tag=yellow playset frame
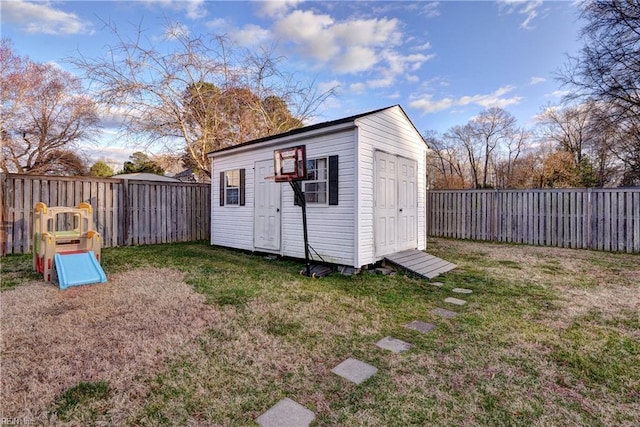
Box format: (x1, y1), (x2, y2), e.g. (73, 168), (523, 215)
(32, 202), (102, 283)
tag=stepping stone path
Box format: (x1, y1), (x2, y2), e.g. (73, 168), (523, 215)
(404, 320), (436, 334)
(256, 398), (315, 427)
(258, 276), (480, 425)
(375, 336), (413, 353)
(430, 307), (458, 319)
(331, 358), (378, 385)
(444, 296), (467, 306)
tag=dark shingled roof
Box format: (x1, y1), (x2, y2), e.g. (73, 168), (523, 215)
(208, 104), (424, 155)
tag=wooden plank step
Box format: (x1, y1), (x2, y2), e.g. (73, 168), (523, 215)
(384, 249), (457, 280)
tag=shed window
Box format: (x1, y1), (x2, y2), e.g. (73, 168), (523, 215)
(304, 158), (327, 204)
(219, 169), (245, 206)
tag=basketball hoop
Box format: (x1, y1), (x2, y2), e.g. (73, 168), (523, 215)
(266, 145), (317, 277)
(273, 145), (307, 181)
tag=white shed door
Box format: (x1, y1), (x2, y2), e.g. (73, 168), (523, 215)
(398, 156), (417, 249)
(254, 159), (281, 252)
(375, 151), (417, 257)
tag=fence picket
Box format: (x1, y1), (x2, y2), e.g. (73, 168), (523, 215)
(1, 174), (210, 255)
(428, 188), (640, 253)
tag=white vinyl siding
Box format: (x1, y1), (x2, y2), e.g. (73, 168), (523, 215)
(355, 106), (427, 266)
(211, 159), (253, 250)
(211, 127), (356, 266)
(210, 105), (427, 269)
(280, 131), (356, 266)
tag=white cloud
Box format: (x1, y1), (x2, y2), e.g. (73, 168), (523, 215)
(1, 0), (93, 35)
(410, 85), (523, 114)
(318, 79), (341, 94)
(419, 2), (441, 18)
(412, 42), (432, 51)
(165, 22), (190, 40)
(205, 18), (228, 31)
(273, 9), (409, 77)
(229, 24), (271, 46)
(349, 82), (366, 94)
(499, 0), (544, 30)
(545, 89), (571, 98)
(333, 46), (378, 73)
(259, 0), (303, 18)
(143, 0), (207, 20)
(530, 76), (546, 85)
(274, 10), (338, 62)
(367, 76), (395, 89)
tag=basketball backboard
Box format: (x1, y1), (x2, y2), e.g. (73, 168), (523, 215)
(273, 145), (307, 182)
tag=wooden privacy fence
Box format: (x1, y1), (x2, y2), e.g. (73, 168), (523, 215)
(1, 174), (211, 255)
(427, 188), (640, 253)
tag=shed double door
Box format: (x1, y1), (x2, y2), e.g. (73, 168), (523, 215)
(254, 159), (281, 252)
(375, 151), (417, 256)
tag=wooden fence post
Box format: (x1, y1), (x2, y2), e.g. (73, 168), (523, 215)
(0, 173), (6, 256)
(122, 179), (129, 246)
(586, 188), (592, 250)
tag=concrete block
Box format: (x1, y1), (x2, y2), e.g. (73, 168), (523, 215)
(430, 307), (457, 318)
(256, 398), (315, 427)
(444, 297), (466, 306)
(375, 336), (413, 353)
(331, 358), (378, 385)
(404, 320), (436, 334)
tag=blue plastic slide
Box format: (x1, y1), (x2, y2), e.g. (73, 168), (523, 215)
(54, 251), (107, 289)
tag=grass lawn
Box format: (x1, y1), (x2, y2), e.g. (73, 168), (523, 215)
(1, 238), (638, 426)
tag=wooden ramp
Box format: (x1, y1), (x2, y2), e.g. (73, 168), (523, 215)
(384, 249), (457, 280)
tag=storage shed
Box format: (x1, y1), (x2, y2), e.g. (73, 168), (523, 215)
(209, 105), (428, 269)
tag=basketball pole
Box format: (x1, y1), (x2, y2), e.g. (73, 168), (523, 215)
(289, 180), (311, 277)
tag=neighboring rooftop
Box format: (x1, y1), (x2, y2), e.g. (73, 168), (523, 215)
(111, 173), (181, 182)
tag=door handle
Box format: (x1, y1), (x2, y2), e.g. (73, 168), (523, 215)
(399, 208), (403, 212)
(276, 208), (280, 212)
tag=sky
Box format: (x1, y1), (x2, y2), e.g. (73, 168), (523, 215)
(1, 0), (585, 170)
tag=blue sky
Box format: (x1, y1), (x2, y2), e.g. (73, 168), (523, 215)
(1, 0), (584, 168)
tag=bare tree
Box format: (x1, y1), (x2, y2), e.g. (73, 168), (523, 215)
(425, 131), (469, 189)
(474, 108), (518, 188)
(444, 124), (482, 188)
(1, 39), (98, 175)
(441, 108), (520, 189)
(560, 1), (640, 184)
(493, 127), (530, 188)
(537, 101), (619, 187)
(70, 22), (334, 177)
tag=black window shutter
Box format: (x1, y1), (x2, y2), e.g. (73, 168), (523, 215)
(329, 155), (339, 205)
(239, 168), (245, 206)
(219, 171), (225, 206)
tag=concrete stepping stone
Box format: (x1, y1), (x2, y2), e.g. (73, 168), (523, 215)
(430, 281), (444, 287)
(430, 307), (457, 319)
(375, 336), (413, 353)
(452, 288), (473, 294)
(404, 320), (436, 334)
(256, 398), (315, 427)
(444, 297), (466, 306)
(331, 358), (378, 385)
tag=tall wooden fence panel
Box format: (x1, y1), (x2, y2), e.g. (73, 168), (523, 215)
(1, 174), (210, 255)
(427, 188), (640, 253)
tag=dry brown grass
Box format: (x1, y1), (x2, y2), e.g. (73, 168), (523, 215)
(1, 240), (637, 426)
(430, 239), (640, 332)
(1, 268), (218, 424)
